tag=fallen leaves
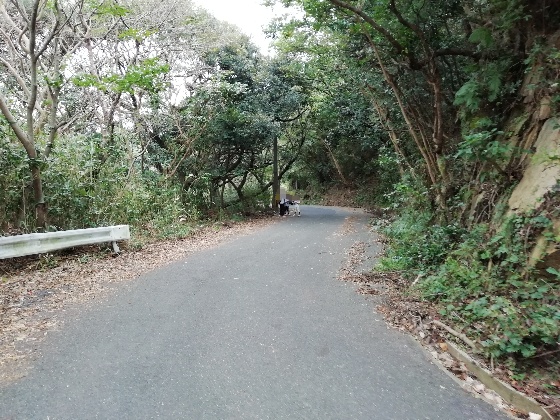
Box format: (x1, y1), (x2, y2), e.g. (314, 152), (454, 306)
(338, 241), (367, 282)
(357, 286), (380, 295)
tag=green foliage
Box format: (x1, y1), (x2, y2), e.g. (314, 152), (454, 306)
(454, 80), (481, 114)
(468, 27), (494, 48)
(37, 253), (59, 270)
(20, 133), (191, 237)
(118, 28), (157, 41)
(223, 183), (271, 216)
(382, 174), (430, 213)
(183, 172), (214, 216)
(72, 58), (170, 94)
(546, 267), (560, 279)
(454, 60), (513, 114)
(377, 208), (464, 273)
(455, 118), (510, 163)
(0, 132), (29, 230)
(354, 146), (400, 208)
(420, 215), (560, 359)
(92, 1), (131, 17)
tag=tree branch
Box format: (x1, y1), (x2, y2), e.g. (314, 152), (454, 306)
(0, 57), (31, 98)
(328, 0), (423, 69)
(274, 106), (308, 123)
(0, 92), (33, 154)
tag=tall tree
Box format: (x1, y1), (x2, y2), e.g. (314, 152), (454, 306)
(0, 0), (88, 229)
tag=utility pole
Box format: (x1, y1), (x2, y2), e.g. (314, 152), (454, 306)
(272, 135), (279, 214)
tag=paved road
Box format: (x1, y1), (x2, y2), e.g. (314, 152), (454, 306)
(0, 206), (507, 419)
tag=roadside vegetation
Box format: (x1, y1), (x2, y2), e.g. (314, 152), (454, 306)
(1, 0), (558, 415)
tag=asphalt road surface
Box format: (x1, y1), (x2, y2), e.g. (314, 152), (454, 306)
(0, 206), (508, 419)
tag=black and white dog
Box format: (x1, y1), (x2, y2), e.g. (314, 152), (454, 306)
(286, 200), (301, 217)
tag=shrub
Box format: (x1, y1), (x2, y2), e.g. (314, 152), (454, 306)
(0, 135), (29, 230)
(419, 216), (560, 359)
(377, 210), (464, 273)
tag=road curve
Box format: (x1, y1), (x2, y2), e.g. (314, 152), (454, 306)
(0, 206), (507, 419)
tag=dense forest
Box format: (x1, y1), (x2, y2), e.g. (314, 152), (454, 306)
(0, 0), (558, 412)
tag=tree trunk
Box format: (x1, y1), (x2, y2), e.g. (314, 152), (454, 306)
(322, 138), (348, 185)
(32, 166), (47, 229)
(367, 89), (415, 177)
(365, 34), (448, 218)
(272, 135), (280, 211)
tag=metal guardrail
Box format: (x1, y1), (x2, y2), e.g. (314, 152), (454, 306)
(0, 225), (130, 259)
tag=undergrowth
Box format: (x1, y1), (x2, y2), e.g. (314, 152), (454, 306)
(377, 208), (559, 361)
(375, 199), (560, 414)
(376, 210), (464, 273)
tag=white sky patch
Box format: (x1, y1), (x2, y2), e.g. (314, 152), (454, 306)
(191, 0), (294, 55)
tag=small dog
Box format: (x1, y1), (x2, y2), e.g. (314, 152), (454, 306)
(287, 200), (301, 217)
